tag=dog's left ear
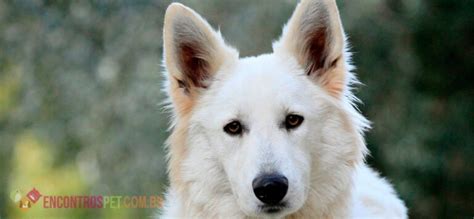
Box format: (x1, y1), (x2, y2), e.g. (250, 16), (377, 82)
(274, 0), (347, 97)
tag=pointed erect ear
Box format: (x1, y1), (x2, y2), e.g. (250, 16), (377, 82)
(163, 3), (237, 113)
(274, 0), (347, 97)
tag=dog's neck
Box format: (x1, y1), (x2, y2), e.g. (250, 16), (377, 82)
(287, 185), (353, 218)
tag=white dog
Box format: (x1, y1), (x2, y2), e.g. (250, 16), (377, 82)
(160, 0), (407, 218)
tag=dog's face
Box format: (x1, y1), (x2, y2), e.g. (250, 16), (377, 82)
(192, 55), (325, 216)
(163, 0), (366, 217)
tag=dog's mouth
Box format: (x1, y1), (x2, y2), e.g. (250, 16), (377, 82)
(259, 202), (287, 214)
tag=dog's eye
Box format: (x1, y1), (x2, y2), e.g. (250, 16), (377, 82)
(285, 114), (304, 130)
(224, 121), (243, 135)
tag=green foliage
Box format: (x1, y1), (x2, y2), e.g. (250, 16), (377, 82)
(0, 0), (472, 218)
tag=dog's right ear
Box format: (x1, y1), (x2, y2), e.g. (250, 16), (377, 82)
(163, 3), (238, 114)
(273, 0), (347, 97)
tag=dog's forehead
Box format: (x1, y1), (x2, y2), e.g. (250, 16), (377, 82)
(209, 54), (312, 114)
(228, 55), (297, 95)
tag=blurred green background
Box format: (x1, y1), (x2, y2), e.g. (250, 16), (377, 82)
(0, 0), (472, 218)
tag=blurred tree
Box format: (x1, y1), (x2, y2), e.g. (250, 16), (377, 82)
(339, 0), (474, 217)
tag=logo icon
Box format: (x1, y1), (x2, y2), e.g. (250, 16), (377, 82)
(11, 188), (42, 211)
(26, 188), (42, 203)
(10, 189), (22, 203)
(19, 197), (32, 210)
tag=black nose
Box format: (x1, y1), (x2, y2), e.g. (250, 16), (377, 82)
(252, 174), (288, 205)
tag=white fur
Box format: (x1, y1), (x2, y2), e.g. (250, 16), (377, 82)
(159, 1), (407, 218)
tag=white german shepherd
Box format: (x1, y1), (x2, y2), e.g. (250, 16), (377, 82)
(160, 0), (407, 218)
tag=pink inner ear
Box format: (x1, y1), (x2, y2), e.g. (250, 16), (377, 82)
(301, 27), (345, 98)
(305, 27), (328, 76)
(178, 42), (210, 89)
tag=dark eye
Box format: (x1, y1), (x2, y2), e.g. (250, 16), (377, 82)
(224, 121), (243, 135)
(285, 114), (304, 130)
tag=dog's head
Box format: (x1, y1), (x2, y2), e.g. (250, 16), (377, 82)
(163, 0), (368, 217)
